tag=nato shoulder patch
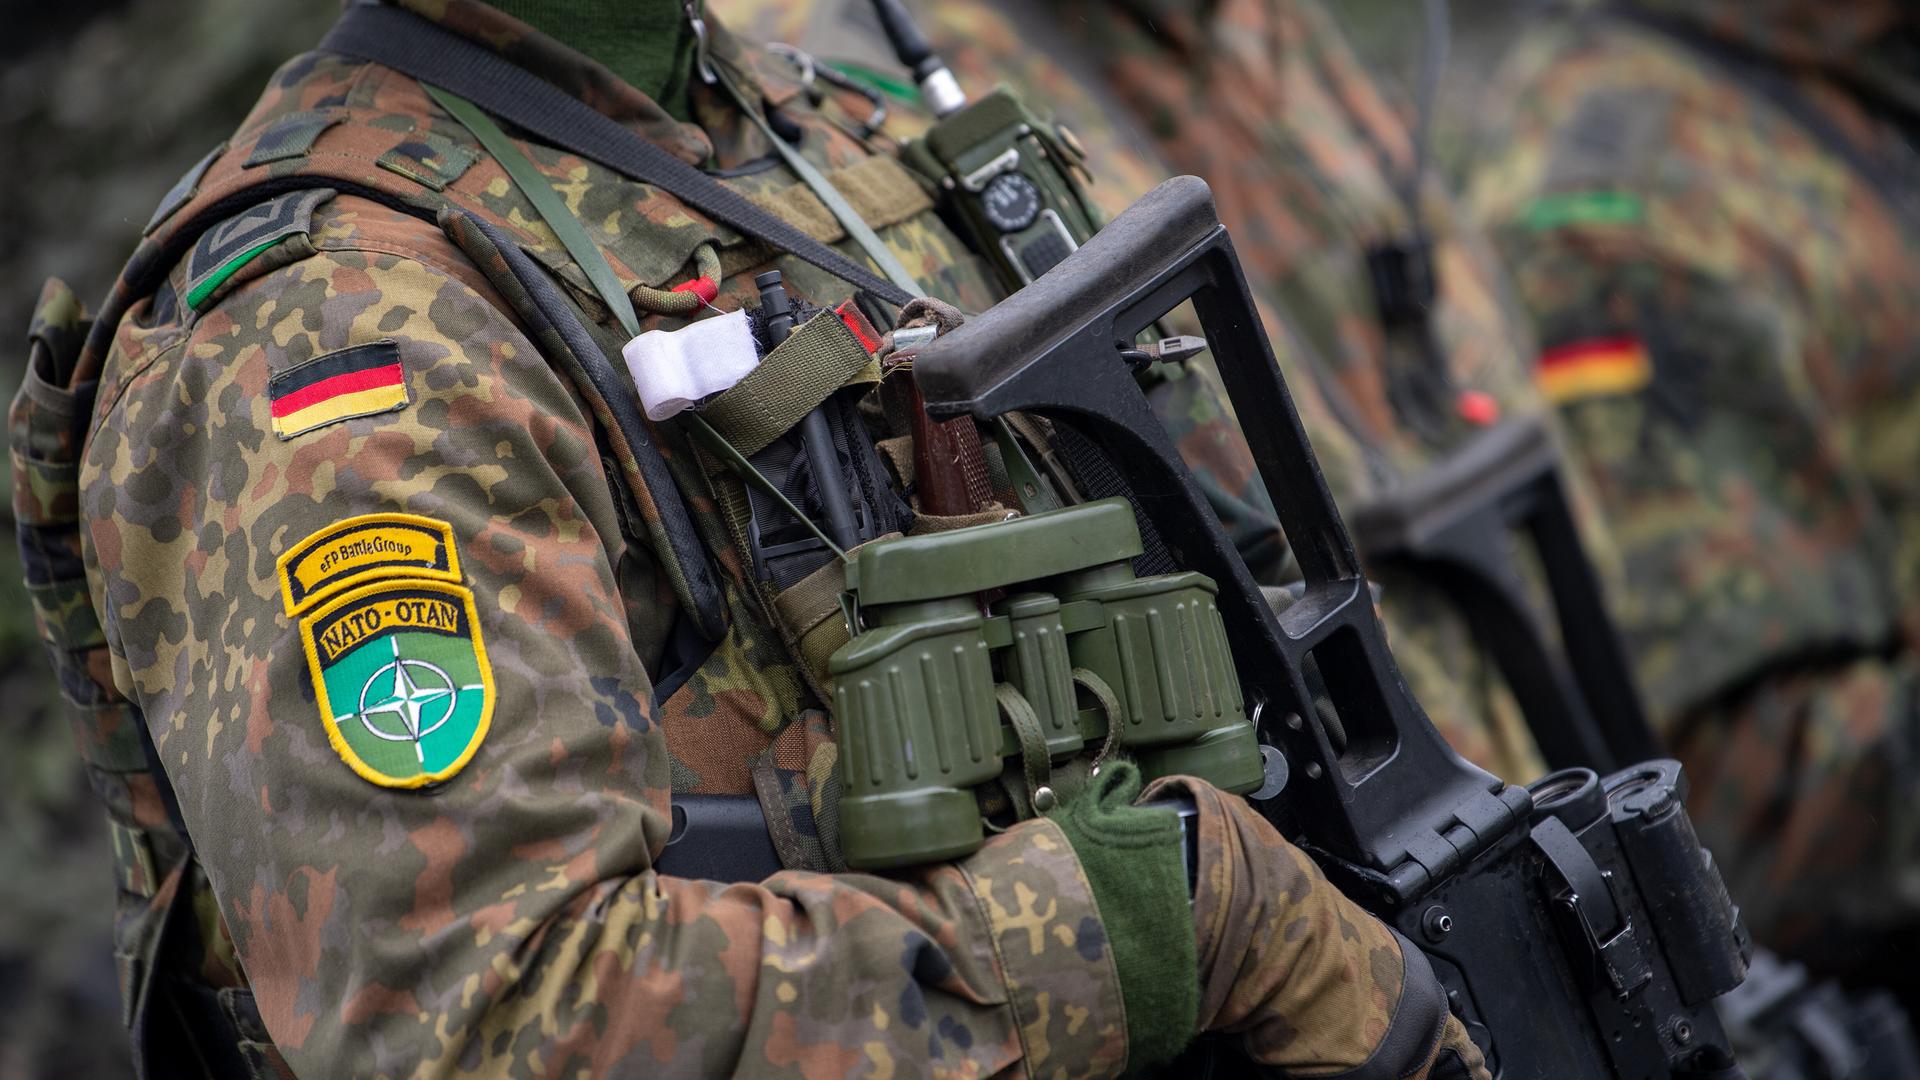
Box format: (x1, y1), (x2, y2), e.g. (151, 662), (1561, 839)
(268, 339), (411, 440)
(299, 578), (493, 789)
(184, 187), (336, 311)
(278, 512), (462, 616)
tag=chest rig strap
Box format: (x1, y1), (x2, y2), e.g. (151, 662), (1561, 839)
(318, 2), (916, 309)
(690, 8), (927, 299)
(428, 82), (860, 579)
(426, 84), (881, 876)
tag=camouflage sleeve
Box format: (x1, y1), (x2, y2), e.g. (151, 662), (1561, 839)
(1479, 225), (1920, 966)
(81, 200), (1127, 1076)
(1485, 231), (1901, 718)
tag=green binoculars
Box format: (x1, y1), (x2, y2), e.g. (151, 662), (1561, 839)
(831, 498), (1265, 869)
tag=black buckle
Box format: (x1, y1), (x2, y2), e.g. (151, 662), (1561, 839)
(1533, 815), (1652, 998)
(746, 488), (872, 585)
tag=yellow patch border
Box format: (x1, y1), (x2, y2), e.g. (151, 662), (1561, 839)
(299, 578), (494, 790)
(277, 512), (462, 616)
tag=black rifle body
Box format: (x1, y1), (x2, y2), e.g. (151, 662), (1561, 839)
(915, 176), (1749, 1078)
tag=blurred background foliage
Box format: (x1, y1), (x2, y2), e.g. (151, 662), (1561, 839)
(0, 0), (1518, 1074)
(1, 4), (336, 1074)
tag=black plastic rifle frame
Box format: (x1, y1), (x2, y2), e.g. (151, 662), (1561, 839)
(1349, 415), (1662, 774)
(916, 175), (1748, 1078)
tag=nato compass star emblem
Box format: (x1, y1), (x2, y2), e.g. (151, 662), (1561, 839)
(351, 640), (483, 765)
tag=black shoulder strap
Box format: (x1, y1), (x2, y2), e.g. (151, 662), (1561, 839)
(317, 3), (916, 309)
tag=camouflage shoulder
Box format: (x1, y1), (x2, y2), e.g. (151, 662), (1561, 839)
(1469, 19), (1715, 238)
(94, 193), (505, 464)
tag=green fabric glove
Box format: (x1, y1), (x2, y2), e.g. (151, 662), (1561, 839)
(485, 0), (697, 119)
(1050, 761), (1199, 1075)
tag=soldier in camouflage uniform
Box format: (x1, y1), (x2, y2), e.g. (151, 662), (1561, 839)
(720, 0), (1584, 786)
(17, 0), (1489, 1073)
(1465, 0), (1920, 984)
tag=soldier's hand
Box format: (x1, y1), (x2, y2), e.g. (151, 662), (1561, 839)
(1432, 1015), (1490, 1080)
(1145, 775), (1493, 1080)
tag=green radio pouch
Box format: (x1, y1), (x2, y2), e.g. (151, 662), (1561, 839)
(901, 87), (1103, 290)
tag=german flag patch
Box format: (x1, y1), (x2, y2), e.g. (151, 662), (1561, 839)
(1537, 336), (1652, 405)
(270, 340), (410, 439)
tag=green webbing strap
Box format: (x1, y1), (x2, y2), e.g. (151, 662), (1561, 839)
(425, 85), (644, 339)
(1073, 668), (1124, 771)
(997, 683), (1056, 815)
(702, 311), (879, 456)
(703, 55), (926, 298)
(428, 84), (848, 563)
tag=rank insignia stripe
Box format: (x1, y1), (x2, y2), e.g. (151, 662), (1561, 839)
(298, 578), (494, 789)
(269, 339), (411, 439)
(183, 187), (334, 310)
(277, 513), (463, 616)
(1536, 336), (1653, 404)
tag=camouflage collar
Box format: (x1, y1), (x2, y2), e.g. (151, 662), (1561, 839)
(382, 0), (801, 166)
(1619, 0), (1920, 116)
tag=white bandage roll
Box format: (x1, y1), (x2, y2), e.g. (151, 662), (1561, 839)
(621, 307), (760, 420)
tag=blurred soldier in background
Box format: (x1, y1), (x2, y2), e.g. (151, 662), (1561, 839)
(1467, 0), (1920, 992)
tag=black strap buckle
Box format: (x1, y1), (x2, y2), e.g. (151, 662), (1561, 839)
(1364, 238), (1437, 333)
(1532, 815), (1653, 998)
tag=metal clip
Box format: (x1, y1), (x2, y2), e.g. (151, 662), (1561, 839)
(886, 324), (941, 358)
(1533, 816), (1654, 999)
(767, 43), (889, 139)
(961, 147), (1022, 192)
(1119, 334), (1209, 372)
(684, 0), (718, 85)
